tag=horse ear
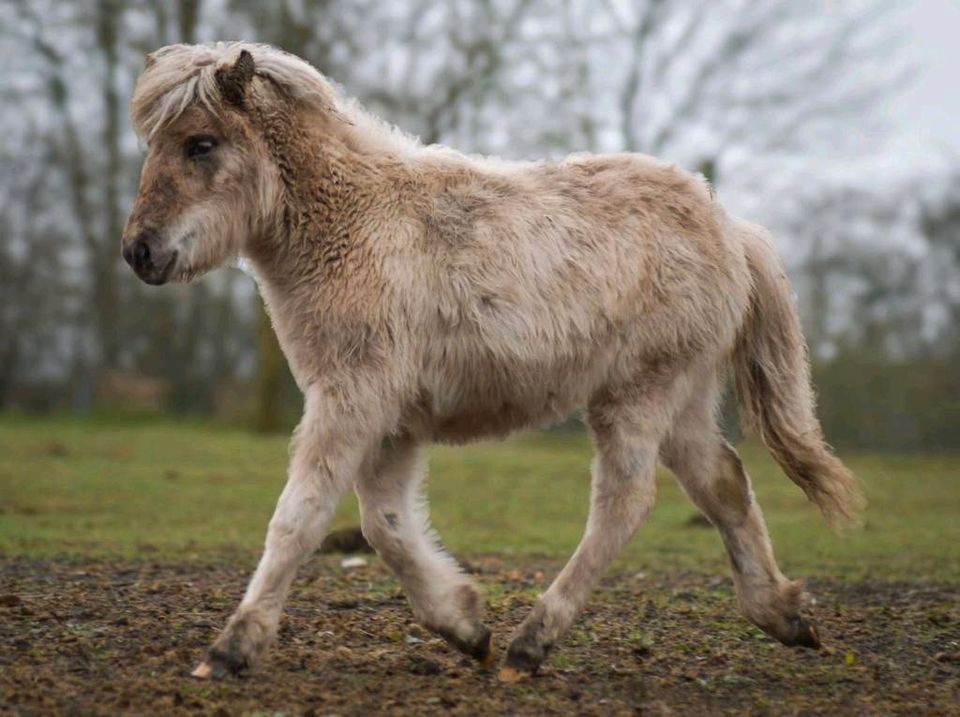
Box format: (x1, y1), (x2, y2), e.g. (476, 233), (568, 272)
(217, 49), (256, 106)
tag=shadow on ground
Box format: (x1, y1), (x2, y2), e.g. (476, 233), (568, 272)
(1, 555), (958, 715)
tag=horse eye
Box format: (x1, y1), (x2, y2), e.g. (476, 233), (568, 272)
(185, 136), (217, 159)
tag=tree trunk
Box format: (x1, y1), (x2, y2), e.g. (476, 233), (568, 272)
(252, 304), (285, 433)
(96, 0), (123, 369)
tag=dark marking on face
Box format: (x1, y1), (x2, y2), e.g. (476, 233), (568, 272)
(384, 512), (399, 529)
(123, 107), (235, 253)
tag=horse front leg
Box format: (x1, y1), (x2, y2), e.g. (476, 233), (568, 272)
(356, 437), (493, 664)
(192, 394), (375, 679)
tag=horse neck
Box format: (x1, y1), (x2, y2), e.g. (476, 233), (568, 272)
(244, 103), (404, 300)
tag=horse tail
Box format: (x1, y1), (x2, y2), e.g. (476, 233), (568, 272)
(732, 222), (865, 530)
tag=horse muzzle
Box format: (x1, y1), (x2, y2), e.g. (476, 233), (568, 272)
(122, 231), (178, 286)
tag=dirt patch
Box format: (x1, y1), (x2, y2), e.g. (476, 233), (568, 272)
(1, 555), (958, 715)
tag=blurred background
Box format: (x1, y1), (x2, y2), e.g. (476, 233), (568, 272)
(0, 0), (957, 451)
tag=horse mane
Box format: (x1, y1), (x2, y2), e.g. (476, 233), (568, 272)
(131, 42), (421, 157)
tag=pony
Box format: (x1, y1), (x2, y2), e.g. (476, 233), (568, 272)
(121, 42), (864, 682)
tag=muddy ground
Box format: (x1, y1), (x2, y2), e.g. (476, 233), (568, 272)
(1, 554), (958, 716)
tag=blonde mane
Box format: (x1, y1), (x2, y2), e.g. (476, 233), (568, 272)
(131, 41), (421, 157)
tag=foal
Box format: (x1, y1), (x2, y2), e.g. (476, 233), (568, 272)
(121, 43), (863, 682)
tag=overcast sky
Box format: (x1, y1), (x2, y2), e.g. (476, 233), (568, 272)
(760, 1), (960, 195)
(890, 1), (960, 160)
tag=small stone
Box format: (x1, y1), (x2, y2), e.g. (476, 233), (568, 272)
(340, 556), (368, 570)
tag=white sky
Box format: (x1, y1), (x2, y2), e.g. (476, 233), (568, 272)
(889, 1), (960, 159)
(753, 1), (960, 200)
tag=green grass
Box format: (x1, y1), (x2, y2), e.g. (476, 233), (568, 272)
(1, 414), (958, 580)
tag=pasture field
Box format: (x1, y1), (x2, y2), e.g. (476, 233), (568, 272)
(1, 414), (958, 715)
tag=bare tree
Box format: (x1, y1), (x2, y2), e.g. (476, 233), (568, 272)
(0, 0), (933, 436)
(573, 0), (911, 181)
(918, 172), (960, 358)
(14, 1), (129, 371)
(0, 164), (68, 407)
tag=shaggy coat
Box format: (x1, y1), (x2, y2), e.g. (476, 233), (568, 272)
(122, 42), (864, 682)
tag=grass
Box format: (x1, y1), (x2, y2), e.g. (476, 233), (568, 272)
(1, 413), (958, 580)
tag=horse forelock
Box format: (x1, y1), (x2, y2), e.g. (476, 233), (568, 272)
(132, 42), (422, 158)
(131, 42), (337, 142)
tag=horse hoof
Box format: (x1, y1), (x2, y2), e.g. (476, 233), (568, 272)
(478, 632), (498, 668)
(498, 666), (532, 683)
(474, 627), (498, 667)
(769, 616), (821, 649)
(790, 616), (821, 649)
(439, 624), (495, 665)
(190, 647), (248, 680)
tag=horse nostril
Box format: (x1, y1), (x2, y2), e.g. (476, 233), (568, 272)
(133, 239), (152, 270)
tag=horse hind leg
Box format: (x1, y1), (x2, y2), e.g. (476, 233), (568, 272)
(660, 381), (820, 648)
(355, 437), (494, 665)
(500, 372), (689, 680)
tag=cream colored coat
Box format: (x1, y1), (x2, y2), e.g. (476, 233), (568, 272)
(122, 43), (863, 681)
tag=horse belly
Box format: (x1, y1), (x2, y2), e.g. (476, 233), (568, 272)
(413, 343), (611, 443)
